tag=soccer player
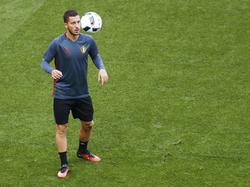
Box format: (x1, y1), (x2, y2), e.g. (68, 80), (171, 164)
(41, 10), (108, 178)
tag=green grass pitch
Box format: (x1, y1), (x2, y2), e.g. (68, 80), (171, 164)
(0, 0), (249, 186)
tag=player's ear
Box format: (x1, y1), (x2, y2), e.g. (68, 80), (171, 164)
(64, 22), (68, 29)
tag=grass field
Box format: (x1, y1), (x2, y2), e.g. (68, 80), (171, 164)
(0, 0), (250, 186)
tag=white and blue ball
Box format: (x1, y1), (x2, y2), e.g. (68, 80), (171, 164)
(80, 12), (102, 33)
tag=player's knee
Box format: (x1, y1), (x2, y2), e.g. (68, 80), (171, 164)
(56, 125), (67, 135)
(82, 121), (94, 131)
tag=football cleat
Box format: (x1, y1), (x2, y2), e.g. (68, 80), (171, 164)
(77, 150), (101, 162)
(57, 164), (69, 179)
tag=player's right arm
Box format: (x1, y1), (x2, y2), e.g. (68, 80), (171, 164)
(41, 40), (63, 79)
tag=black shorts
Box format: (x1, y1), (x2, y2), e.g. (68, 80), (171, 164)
(53, 96), (94, 124)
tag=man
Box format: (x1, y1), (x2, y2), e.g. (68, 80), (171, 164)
(41, 10), (108, 178)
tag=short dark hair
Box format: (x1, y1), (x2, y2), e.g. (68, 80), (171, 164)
(63, 10), (79, 23)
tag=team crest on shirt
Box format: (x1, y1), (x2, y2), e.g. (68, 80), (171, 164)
(81, 46), (87, 54)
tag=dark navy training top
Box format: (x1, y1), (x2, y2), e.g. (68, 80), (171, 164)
(41, 33), (105, 99)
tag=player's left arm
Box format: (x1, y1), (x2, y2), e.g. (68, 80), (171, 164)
(98, 68), (108, 85)
(89, 38), (108, 85)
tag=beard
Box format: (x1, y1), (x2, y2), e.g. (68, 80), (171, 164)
(68, 28), (80, 36)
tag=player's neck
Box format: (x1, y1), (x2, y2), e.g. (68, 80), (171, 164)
(65, 32), (79, 41)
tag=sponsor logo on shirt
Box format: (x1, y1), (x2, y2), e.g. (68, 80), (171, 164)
(63, 47), (71, 55)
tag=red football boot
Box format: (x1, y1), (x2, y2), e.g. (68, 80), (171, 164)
(77, 150), (101, 162)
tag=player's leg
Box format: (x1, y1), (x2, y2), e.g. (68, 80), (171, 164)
(54, 99), (71, 178)
(56, 124), (68, 164)
(56, 124), (69, 178)
(72, 96), (101, 162)
(78, 120), (93, 153)
(56, 124), (68, 152)
(77, 120), (101, 162)
(79, 120), (93, 141)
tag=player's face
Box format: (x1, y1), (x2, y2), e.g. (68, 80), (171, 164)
(65, 15), (81, 36)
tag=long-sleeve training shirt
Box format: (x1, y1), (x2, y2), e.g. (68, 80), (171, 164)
(41, 33), (105, 99)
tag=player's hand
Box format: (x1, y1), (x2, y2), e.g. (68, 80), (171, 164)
(98, 69), (108, 85)
(51, 69), (63, 80)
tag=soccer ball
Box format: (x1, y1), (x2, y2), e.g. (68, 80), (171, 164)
(80, 12), (102, 33)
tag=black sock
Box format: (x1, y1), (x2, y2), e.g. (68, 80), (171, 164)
(78, 140), (88, 153)
(59, 151), (68, 166)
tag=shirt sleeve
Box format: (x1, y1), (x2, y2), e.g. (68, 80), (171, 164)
(89, 38), (105, 70)
(41, 40), (57, 74)
(41, 58), (53, 74)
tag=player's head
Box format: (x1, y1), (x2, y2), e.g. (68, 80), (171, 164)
(63, 10), (79, 23)
(63, 10), (81, 36)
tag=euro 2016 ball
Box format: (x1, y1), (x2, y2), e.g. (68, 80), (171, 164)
(80, 12), (102, 33)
